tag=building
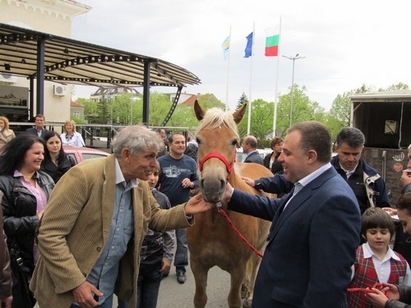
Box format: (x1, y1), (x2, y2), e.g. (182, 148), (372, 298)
(0, 0), (91, 124)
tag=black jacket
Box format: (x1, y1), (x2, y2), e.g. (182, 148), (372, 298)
(386, 285), (411, 307)
(0, 171), (54, 272)
(263, 151), (283, 174)
(41, 155), (74, 183)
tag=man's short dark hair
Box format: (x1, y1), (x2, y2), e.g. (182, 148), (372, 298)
(287, 121), (332, 163)
(336, 127), (365, 148)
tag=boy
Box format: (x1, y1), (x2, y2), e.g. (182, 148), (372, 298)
(118, 161), (175, 308)
(348, 207), (411, 308)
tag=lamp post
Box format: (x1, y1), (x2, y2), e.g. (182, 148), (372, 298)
(283, 53), (305, 126)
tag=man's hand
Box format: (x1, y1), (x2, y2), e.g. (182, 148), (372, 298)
(241, 176), (255, 187)
(184, 194), (215, 215)
(72, 281), (103, 308)
(222, 182), (234, 204)
(181, 178), (193, 189)
(401, 169), (411, 188)
(0, 295), (13, 308)
(366, 283), (400, 308)
(160, 258), (171, 275)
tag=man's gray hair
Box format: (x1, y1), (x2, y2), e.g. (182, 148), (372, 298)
(112, 125), (164, 158)
(408, 144), (411, 150)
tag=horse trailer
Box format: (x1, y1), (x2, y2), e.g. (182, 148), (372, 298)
(350, 90), (411, 205)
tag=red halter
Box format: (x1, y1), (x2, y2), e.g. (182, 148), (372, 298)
(198, 152), (235, 176)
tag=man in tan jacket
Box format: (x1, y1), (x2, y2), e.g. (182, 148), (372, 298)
(30, 125), (214, 308)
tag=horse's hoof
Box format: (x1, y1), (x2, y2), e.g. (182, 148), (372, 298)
(242, 299), (252, 308)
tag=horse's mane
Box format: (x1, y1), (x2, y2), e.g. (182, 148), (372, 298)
(195, 107), (239, 140)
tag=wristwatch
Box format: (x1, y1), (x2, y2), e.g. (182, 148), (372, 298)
(254, 179), (263, 190)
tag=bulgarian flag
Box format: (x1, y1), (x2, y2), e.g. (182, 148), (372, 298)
(265, 27), (280, 57)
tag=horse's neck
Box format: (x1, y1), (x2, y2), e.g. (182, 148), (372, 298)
(228, 170), (248, 191)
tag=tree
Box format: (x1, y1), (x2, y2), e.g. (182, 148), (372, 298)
(237, 99), (274, 140)
(380, 82), (409, 91)
(110, 92), (136, 125)
(147, 92), (172, 126)
(274, 85), (326, 137)
(236, 93), (248, 110)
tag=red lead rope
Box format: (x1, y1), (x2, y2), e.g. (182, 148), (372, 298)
(347, 283), (390, 297)
(217, 204), (263, 258)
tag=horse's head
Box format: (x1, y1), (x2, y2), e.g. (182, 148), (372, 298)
(194, 100), (247, 203)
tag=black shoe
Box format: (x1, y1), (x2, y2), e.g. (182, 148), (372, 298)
(177, 272), (186, 284)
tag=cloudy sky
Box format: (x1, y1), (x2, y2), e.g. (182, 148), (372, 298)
(72, 0), (411, 111)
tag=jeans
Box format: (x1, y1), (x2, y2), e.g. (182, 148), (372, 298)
(70, 294), (113, 308)
(174, 228), (188, 273)
(117, 262), (162, 308)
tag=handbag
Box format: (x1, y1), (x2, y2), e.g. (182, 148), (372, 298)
(9, 245), (36, 308)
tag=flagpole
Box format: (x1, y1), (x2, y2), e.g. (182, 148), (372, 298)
(246, 22), (255, 135)
(225, 26), (231, 111)
(273, 17), (282, 137)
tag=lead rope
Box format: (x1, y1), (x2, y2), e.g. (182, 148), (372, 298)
(216, 202), (263, 258)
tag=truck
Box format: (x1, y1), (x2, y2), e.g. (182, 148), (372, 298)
(350, 90), (411, 206)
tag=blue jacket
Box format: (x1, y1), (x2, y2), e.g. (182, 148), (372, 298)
(229, 167), (361, 307)
(244, 151), (264, 165)
(254, 156), (390, 209)
(330, 156), (390, 208)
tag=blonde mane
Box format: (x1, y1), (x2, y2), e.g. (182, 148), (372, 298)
(195, 107), (239, 140)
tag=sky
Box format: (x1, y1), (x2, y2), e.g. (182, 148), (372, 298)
(72, 0), (411, 111)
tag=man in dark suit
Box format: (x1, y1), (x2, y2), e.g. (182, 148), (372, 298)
(242, 135), (263, 165)
(26, 114), (49, 139)
(222, 121), (361, 307)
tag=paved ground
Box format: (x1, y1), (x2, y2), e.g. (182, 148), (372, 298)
(35, 139), (236, 307)
(35, 263), (232, 308)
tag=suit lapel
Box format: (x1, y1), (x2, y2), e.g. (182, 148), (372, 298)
(268, 167), (337, 243)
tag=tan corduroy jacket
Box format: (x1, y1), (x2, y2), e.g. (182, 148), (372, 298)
(30, 154), (192, 307)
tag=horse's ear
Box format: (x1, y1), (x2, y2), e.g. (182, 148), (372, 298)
(232, 103), (247, 124)
(194, 100), (206, 121)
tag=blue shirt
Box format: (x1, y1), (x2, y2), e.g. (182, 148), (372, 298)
(157, 154), (198, 206)
(74, 159), (136, 305)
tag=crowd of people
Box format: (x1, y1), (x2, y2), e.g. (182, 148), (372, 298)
(1, 115), (411, 307)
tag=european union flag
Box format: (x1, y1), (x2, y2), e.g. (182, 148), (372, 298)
(244, 32), (253, 58)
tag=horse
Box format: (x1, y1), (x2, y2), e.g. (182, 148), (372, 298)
(187, 101), (274, 308)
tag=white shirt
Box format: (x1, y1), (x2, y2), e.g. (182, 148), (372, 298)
(339, 162), (358, 179)
(350, 242), (411, 286)
(283, 163), (332, 210)
(61, 132), (85, 147)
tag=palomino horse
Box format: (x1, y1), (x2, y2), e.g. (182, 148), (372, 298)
(187, 101), (274, 308)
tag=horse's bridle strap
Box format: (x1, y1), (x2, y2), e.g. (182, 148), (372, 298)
(198, 152), (234, 174)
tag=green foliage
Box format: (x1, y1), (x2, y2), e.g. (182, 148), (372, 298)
(236, 93), (248, 110)
(379, 82), (409, 91)
(71, 116), (87, 124)
(237, 99), (275, 140)
(75, 83), (409, 145)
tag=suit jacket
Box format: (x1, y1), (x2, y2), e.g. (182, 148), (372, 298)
(244, 151), (264, 165)
(30, 155), (192, 307)
(25, 127), (49, 139)
(228, 167), (361, 307)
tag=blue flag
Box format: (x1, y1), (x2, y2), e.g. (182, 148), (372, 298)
(244, 32), (253, 58)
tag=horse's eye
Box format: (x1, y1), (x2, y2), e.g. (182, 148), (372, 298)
(231, 140), (238, 147)
(196, 138), (201, 145)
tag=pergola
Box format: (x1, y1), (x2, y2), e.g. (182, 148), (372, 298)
(0, 23), (201, 125)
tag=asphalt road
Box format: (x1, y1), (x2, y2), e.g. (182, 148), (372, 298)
(34, 262), (233, 308)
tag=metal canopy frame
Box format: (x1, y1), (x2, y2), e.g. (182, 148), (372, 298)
(0, 23), (201, 124)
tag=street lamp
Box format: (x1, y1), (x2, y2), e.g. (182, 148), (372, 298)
(283, 53), (305, 126)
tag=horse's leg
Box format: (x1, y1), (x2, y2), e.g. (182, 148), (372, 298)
(242, 253), (261, 308)
(227, 264), (246, 308)
(190, 260), (209, 308)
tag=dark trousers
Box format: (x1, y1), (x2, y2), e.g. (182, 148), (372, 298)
(118, 262), (162, 308)
(174, 228), (188, 273)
